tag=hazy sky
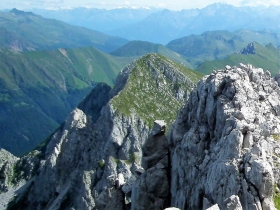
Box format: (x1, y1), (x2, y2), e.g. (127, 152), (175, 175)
(1, 0), (280, 10)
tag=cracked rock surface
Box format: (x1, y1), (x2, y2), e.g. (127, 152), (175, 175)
(169, 64), (280, 210)
(1, 54), (197, 210)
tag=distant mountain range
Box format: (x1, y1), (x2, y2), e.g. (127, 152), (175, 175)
(29, 3), (280, 44)
(109, 30), (280, 69)
(0, 9), (128, 52)
(110, 40), (191, 67)
(166, 30), (280, 68)
(110, 4), (280, 44)
(2, 6), (280, 157)
(30, 7), (159, 33)
(196, 42), (280, 75)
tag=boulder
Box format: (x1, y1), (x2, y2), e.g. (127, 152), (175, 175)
(152, 120), (166, 136)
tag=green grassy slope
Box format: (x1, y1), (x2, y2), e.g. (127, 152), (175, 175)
(0, 9), (128, 52)
(196, 42), (280, 75)
(111, 54), (202, 128)
(166, 30), (280, 68)
(0, 47), (135, 156)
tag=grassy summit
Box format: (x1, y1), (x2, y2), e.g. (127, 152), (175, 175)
(111, 54), (202, 128)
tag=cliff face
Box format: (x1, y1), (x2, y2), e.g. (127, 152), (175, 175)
(3, 54), (280, 210)
(2, 54), (200, 210)
(169, 64), (280, 209)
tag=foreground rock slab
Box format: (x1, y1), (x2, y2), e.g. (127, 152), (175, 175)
(169, 64), (280, 210)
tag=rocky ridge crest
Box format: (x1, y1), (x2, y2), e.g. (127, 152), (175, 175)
(2, 55), (280, 209)
(169, 63), (280, 209)
(1, 54), (199, 210)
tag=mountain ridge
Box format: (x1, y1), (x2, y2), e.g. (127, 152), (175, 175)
(196, 42), (280, 75)
(108, 4), (280, 44)
(2, 60), (280, 209)
(0, 9), (128, 52)
(110, 40), (191, 67)
(0, 53), (201, 209)
(166, 29), (280, 68)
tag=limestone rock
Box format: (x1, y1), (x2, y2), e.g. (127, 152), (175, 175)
(152, 120), (166, 136)
(142, 128), (169, 170)
(3, 54), (199, 210)
(223, 195), (243, 210)
(206, 204), (220, 210)
(131, 123), (170, 210)
(5, 58), (280, 210)
(0, 149), (19, 193)
(169, 64), (280, 210)
(116, 173), (125, 188)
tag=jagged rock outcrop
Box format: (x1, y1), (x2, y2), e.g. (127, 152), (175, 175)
(0, 149), (40, 209)
(241, 42), (256, 55)
(169, 63), (280, 209)
(3, 55), (280, 210)
(2, 54), (200, 210)
(0, 149), (19, 193)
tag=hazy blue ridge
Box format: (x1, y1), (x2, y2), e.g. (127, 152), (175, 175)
(0, 9), (129, 53)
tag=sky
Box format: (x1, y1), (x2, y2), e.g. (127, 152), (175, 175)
(0, 0), (280, 11)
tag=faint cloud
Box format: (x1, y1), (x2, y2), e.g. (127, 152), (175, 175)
(239, 0), (280, 6)
(267, 0), (280, 6)
(158, 3), (166, 8)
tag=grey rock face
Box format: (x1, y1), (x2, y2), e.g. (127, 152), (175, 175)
(151, 120), (166, 136)
(0, 149), (40, 209)
(22, 104), (149, 210)
(0, 149), (19, 193)
(5, 58), (280, 210)
(169, 63), (280, 210)
(4, 54), (196, 210)
(131, 129), (169, 210)
(77, 83), (111, 122)
(223, 195), (243, 210)
(241, 42), (256, 55)
(206, 204), (220, 210)
(1, 81), (149, 210)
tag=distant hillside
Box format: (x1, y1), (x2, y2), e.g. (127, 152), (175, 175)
(0, 9), (128, 52)
(0, 27), (30, 51)
(0, 47), (134, 156)
(31, 7), (159, 33)
(196, 42), (280, 75)
(110, 40), (191, 67)
(166, 30), (280, 68)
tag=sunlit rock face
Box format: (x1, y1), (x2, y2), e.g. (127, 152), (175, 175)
(2, 54), (200, 210)
(4, 58), (280, 210)
(169, 64), (280, 210)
